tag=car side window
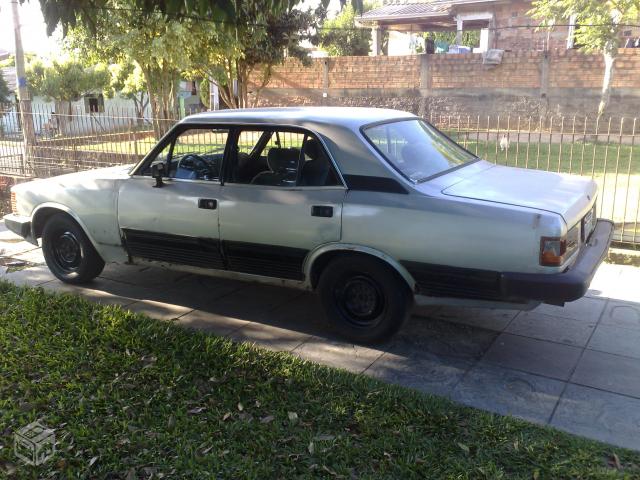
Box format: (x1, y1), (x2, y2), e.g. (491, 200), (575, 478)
(228, 129), (341, 187)
(140, 127), (229, 182)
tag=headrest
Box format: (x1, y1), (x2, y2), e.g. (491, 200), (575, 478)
(303, 138), (321, 160)
(267, 148), (300, 172)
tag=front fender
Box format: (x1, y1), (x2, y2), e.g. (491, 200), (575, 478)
(31, 202), (102, 251)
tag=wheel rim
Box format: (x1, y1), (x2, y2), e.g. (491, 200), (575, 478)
(334, 275), (385, 327)
(52, 231), (82, 272)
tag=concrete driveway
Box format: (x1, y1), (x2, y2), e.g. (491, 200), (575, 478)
(2, 224), (640, 451)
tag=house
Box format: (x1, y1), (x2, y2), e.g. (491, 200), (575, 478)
(358, 0), (640, 55)
(1, 68), (203, 136)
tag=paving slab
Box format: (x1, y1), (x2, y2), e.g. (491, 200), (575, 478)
(586, 263), (622, 299)
(483, 333), (582, 381)
(40, 279), (137, 307)
(389, 317), (498, 362)
(2, 265), (56, 287)
(176, 309), (251, 336)
(193, 283), (302, 322)
(429, 306), (518, 331)
(366, 351), (471, 398)
(228, 322), (310, 353)
(551, 384), (640, 451)
(11, 248), (45, 265)
(99, 264), (190, 287)
(506, 311), (596, 347)
(262, 294), (329, 337)
(292, 336), (384, 374)
(600, 300), (640, 331)
(587, 323), (640, 360)
(531, 296), (607, 323)
(452, 363), (565, 424)
(571, 349), (640, 399)
(154, 274), (245, 310)
(126, 299), (193, 321)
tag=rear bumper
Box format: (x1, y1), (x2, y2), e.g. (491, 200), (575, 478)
(3, 214), (37, 245)
(501, 219), (614, 305)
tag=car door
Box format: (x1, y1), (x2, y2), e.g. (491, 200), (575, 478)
(218, 127), (346, 280)
(117, 125), (229, 269)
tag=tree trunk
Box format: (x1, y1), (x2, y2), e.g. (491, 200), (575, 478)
(598, 45), (617, 119)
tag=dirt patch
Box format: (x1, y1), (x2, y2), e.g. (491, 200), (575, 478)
(606, 248), (640, 267)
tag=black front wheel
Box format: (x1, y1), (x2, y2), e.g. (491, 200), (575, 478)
(42, 213), (105, 284)
(318, 254), (412, 344)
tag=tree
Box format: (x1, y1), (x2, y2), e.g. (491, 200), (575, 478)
(30, 0), (354, 35)
(26, 59), (110, 131)
(0, 74), (11, 103)
(188, 8), (316, 108)
(530, 0), (640, 117)
(65, 6), (195, 138)
(108, 61), (149, 123)
(316, 5), (371, 56)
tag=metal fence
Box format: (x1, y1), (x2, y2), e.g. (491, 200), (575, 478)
(1, 102), (639, 248)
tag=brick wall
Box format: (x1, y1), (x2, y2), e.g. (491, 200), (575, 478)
(250, 49), (640, 118)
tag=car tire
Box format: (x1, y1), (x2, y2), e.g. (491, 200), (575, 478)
(318, 254), (412, 344)
(42, 213), (105, 284)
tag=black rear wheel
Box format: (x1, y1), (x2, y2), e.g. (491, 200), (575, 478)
(42, 213), (105, 284)
(318, 254), (412, 344)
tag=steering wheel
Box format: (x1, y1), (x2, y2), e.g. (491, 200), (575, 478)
(176, 154), (214, 180)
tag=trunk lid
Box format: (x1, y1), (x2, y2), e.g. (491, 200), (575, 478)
(441, 164), (597, 226)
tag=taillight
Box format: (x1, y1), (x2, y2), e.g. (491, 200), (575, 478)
(10, 191), (17, 214)
(540, 225), (580, 266)
(540, 237), (566, 266)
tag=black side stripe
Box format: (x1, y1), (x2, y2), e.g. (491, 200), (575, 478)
(343, 175), (408, 194)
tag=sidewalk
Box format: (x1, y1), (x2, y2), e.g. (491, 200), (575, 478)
(2, 224), (640, 451)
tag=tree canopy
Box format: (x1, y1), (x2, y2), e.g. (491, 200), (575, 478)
(26, 58), (110, 109)
(187, 8), (316, 108)
(315, 5), (371, 56)
(530, 0), (640, 116)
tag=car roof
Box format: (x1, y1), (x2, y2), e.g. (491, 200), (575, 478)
(181, 107), (415, 129)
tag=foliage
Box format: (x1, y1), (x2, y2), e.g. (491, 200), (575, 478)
(107, 61), (148, 120)
(28, 0), (292, 35)
(26, 58), (110, 111)
(418, 30), (481, 52)
(316, 5), (371, 56)
(1, 282), (639, 477)
(65, 4), (195, 137)
(529, 0), (640, 116)
(0, 74), (11, 103)
(188, 7), (316, 108)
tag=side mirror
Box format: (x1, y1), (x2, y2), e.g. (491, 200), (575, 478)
(151, 162), (165, 188)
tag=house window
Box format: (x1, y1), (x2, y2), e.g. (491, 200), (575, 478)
(84, 94), (104, 113)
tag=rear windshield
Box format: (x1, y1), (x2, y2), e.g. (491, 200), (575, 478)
(362, 119), (477, 182)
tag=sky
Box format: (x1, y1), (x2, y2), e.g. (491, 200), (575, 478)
(0, 0), (343, 58)
(0, 0), (62, 57)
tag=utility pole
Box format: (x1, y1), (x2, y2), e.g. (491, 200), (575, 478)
(11, 0), (36, 176)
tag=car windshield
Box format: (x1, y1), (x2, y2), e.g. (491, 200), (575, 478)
(363, 119), (477, 182)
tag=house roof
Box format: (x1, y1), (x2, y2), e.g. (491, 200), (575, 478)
(359, 0), (503, 24)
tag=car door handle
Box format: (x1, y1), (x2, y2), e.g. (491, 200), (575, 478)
(311, 205), (333, 218)
(198, 198), (217, 210)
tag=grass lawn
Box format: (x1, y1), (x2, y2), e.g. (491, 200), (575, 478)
(1, 283), (639, 478)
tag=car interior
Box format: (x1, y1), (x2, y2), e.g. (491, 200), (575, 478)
(141, 127), (341, 187)
(228, 130), (341, 187)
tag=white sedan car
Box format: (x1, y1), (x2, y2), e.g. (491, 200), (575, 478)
(4, 108), (613, 342)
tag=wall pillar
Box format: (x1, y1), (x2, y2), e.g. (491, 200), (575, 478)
(371, 25), (382, 56)
(455, 16), (463, 45)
